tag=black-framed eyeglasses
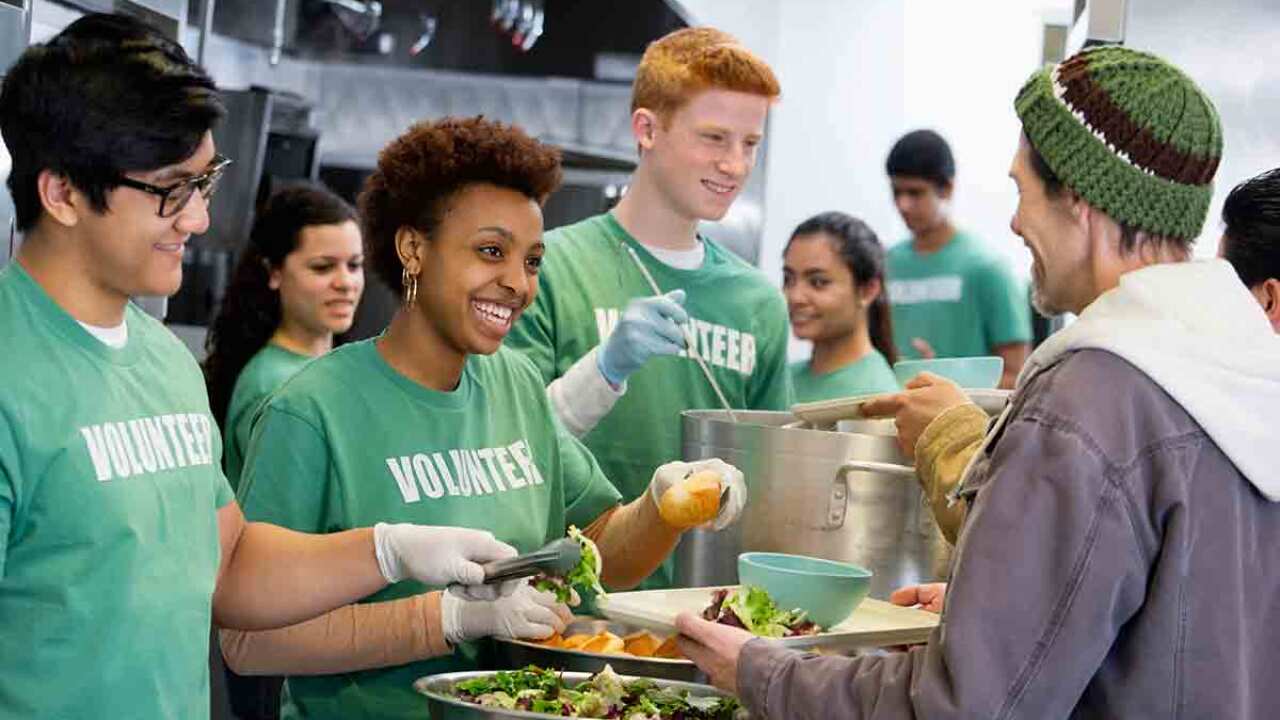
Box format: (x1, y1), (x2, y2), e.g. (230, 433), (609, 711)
(116, 155), (232, 218)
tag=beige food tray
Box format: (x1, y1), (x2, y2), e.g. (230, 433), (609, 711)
(790, 389), (1011, 427)
(597, 585), (939, 652)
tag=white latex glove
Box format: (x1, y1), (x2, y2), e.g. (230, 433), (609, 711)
(373, 523), (517, 588)
(440, 579), (573, 644)
(649, 458), (747, 531)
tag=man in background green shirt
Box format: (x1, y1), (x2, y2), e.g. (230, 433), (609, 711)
(884, 130), (1031, 388)
(506, 28), (791, 589)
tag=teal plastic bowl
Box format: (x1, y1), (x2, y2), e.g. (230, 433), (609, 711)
(892, 356), (1004, 389)
(737, 552), (872, 629)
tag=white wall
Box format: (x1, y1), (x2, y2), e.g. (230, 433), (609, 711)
(1123, 0), (1280, 258)
(681, 0), (1070, 358)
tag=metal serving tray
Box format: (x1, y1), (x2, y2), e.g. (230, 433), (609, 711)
(492, 619), (701, 682)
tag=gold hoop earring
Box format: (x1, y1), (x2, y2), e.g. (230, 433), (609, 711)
(402, 267), (419, 307)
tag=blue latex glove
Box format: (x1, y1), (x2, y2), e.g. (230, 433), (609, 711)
(597, 289), (689, 386)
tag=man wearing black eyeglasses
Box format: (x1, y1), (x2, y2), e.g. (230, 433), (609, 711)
(116, 154), (233, 220)
(0, 14), (518, 720)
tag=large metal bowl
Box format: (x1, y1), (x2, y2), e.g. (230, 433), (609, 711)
(412, 669), (738, 720)
(492, 619), (701, 682)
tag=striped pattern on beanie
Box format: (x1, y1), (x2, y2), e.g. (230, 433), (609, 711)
(1014, 45), (1222, 240)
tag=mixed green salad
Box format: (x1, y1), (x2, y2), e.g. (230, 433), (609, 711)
(533, 526), (606, 604)
(702, 586), (820, 638)
(451, 665), (741, 720)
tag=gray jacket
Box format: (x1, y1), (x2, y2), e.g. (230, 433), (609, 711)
(740, 348), (1280, 719)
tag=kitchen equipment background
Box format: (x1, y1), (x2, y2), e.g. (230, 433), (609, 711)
(675, 409), (961, 600)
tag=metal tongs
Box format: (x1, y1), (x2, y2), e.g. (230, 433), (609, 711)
(480, 537), (582, 585)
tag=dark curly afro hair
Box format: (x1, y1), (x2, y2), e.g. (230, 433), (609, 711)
(359, 115), (563, 289)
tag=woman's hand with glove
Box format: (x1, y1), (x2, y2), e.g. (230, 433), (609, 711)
(439, 579), (574, 645)
(648, 458), (747, 531)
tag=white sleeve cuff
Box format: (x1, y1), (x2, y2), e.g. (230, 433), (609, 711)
(547, 346), (626, 438)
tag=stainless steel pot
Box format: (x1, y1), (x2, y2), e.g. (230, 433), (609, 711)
(676, 409), (951, 600)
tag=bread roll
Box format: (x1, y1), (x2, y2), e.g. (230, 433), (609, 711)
(658, 470), (722, 528)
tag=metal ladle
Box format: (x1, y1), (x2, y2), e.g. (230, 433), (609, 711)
(622, 244), (740, 424)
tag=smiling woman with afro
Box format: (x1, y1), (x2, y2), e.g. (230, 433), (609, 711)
(221, 115), (748, 720)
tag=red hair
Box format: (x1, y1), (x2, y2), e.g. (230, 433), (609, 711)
(631, 27), (780, 120)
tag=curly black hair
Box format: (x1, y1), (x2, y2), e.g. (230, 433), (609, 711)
(203, 184), (357, 429)
(358, 116), (562, 289)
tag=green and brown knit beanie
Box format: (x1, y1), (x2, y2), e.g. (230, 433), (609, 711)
(1014, 45), (1222, 241)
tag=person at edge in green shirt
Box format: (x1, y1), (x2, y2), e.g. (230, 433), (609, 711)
(883, 129), (1031, 388)
(203, 184), (365, 719)
(783, 211), (900, 403)
(0, 14), (527, 720)
(506, 28), (791, 590)
(204, 184), (366, 493)
(220, 116), (749, 720)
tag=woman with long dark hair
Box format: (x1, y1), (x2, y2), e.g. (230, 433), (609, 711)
(204, 183), (364, 490)
(782, 211), (899, 402)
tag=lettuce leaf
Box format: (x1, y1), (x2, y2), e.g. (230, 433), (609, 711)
(723, 586), (813, 638)
(452, 664), (740, 719)
(567, 525), (607, 598)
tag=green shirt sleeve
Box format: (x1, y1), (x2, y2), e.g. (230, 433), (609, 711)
(748, 291), (795, 411)
(507, 277), (559, 384)
(227, 397), (257, 468)
(0, 425), (14, 578)
(210, 418), (235, 509)
(555, 413), (623, 529)
(236, 403), (334, 533)
(975, 260), (1033, 349)
(213, 468), (235, 509)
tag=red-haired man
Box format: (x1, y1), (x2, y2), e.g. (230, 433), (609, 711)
(509, 28), (791, 590)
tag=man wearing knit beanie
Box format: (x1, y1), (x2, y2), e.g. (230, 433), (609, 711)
(672, 45), (1280, 719)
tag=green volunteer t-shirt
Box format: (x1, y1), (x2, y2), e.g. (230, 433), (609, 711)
(885, 231), (1031, 359)
(506, 213), (793, 589)
(237, 340), (622, 720)
(0, 263), (234, 720)
(222, 343), (312, 491)
(789, 350), (899, 404)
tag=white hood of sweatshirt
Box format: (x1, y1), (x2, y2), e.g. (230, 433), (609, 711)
(1018, 259), (1280, 500)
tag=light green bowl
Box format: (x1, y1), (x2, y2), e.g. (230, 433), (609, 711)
(737, 552), (872, 629)
(892, 356), (1004, 389)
